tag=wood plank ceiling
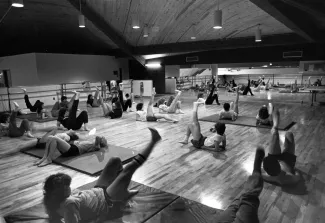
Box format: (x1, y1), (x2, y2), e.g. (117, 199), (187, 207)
(86, 0), (293, 47)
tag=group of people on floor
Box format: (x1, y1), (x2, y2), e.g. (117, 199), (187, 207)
(0, 78), (302, 223)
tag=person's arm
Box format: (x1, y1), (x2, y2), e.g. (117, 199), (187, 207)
(64, 204), (80, 223)
(221, 135), (226, 148)
(57, 121), (61, 127)
(214, 140), (225, 152)
(232, 111), (238, 121)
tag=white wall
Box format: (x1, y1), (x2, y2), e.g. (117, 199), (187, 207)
(0, 53), (39, 86)
(35, 53), (127, 84)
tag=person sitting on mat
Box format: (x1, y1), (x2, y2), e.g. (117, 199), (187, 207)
(157, 90), (184, 114)
(219, 87), (239, 121)
(136, 91), (178, 123)
(57, 91), (89, 131)
(179, 101), (226, 152)
(42, 128), (161, 222)
(34, 135), (108, 167)
(97, 94), (123, 119)
(215, 147), (265, 223)
(256, 103), (273, 126)
(51, 92), (75, 117)
(87, 87), (102, 108)
(205, 79), (221, 105)
(262, 108), (301, 186)
(0, 103), (34, 138)
(123, 93), (133, 112)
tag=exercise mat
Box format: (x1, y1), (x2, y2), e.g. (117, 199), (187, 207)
(17, 113), (57, 123)
(199, 114), (295, 130)
(22, 144), (137, 176)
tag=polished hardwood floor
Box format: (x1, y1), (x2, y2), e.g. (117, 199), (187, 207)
(0, 89), (325, 223)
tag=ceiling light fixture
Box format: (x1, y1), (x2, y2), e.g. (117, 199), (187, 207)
(12, 0), (24, 7)
(213, 0), (222, 29)
(132, 14), (140, 29)
(145, 63), (161, 68)
(79, 0), (85, 28)
(255, 24), (262, 42)
(190, 24), (196, 40)
(143, 25), (149, 37)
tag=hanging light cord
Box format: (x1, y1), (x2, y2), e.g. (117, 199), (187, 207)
(0, 5), (12, 26)
(79, 0), (82, 13)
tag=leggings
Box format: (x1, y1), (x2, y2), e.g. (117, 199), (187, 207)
(118, 90), (125, 111)
(24, 95), (43, 113)
(65, 100), (88, 130)
(123, 99), (132, 111)
(206, 84), (219, 104)
(8, 111), (30, 137)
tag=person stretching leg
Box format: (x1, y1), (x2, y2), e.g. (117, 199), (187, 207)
(219, 87), (239, 121)
(57, 91), (89, 131)
(42, 128), (161, 223)
(158, 90), (184, 114)
(215, 147), (265, 223)
(262, 108), (301, 185)
(87, 87), (102, 107)
(179, 101), (226, 152)
(136, 90), (178, 123)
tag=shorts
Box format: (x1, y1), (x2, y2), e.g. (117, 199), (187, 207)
(268, 152), (297, 170)
(146, 116), (157, 122)
(191, 134), (207, 149)
(61, 144), (80, 157)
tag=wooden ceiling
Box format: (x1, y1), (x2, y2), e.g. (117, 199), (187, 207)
(0, 0), (324, 59)
(86, 0), (292, 47)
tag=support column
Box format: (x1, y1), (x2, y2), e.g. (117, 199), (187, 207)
(211, 64), (218, 81)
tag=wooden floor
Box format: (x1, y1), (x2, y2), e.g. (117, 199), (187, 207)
(1, 89), (325, 223)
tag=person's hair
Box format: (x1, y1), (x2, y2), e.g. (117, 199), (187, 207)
(0, 113), (10, 123)
(258, 106), (269, 120)
(61, 96), (67, 102)
(215, 122), (226, 135)
(223, 103), (230, 111)
(263, 156), (281, 176)
(157, 98), (166, 107)
(125, 93), (129, 98)
(43, 173), (72, 221)
(87, 94), (93, 104)
(68, 132), (79, 141)
(167, 96), (174, 107)
(99, 137), (107, 148)
(136, 103), (144, 111)
(197, 92), (204, 99)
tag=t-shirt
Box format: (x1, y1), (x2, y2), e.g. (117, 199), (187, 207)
(74, 141), (97, 154)
(204, 133), (226, 147)
(159, 104), (169, 112)
(219, 109), (237, 120)
(136, 110), (147, 122)
(63, 188), (108, 222)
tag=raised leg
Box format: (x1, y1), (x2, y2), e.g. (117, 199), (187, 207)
(105, 128), (161, 201)
(147, 91), (155, 117)
(95, 157), (123, 188)
(268, 108), (281, 155)
(67, 92), (77, 111)
(167, 90), (182, 113)
(233, 88), (239, 115)
(39, 128), (58, 144)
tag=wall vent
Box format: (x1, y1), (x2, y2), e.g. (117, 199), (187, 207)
(186, 56), (199, 62)
(283, 51), (303, 58)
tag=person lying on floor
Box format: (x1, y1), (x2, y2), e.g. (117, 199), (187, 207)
(157, 90), (184, 114)
(262, 108), (301, 186)
(34, 135), (108, 167)
(0, 103), (34, 138)
(179, 101), (226, 152)
(87, 87), (102, 108)
(219, 87), (239, 121)
(98, 94), (123, 119)
(35, 128), (79, 148)
(123, 93), (133, 112)
(215, 147), (265, 223)
(136, 91), (178, 123)
(205, 78), (221, 105)
(237, 78), (254, 96)
(42, 128), (161, 222)
(57, 91), (89, 131)
(51, 92), (75, 117)
(20, 88), (49, 117)
(256, 103), (273, 126)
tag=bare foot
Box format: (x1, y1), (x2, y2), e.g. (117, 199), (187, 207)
(178, 109), (185, 114)
(13, 101), (19, 109)
(38, 159), (52, 167)
(127, 190), (139, 199)
(71, 90), (78, 94)
(33, 159), (43, 166)
(26, 132), (34, 138)
(272, 108), (279, 130)
(179, 140), (188, 144)
(148, 127), (162, 143)
(21, 88), (27, 94)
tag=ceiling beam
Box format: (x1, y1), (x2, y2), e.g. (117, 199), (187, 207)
(134, 33), (306, 56)
(66, 0), (145, 66)
(249, 0), (324, 42)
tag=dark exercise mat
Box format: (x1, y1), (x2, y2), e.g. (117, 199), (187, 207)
(4, 181), (178, 223)
(147, 197), (223, 223)
(17, 113), (57, 123)
(21, 144), (137, 176)
(199, 114), (295, 130)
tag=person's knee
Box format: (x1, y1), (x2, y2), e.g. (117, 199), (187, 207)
(109, 157), (122, 167)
